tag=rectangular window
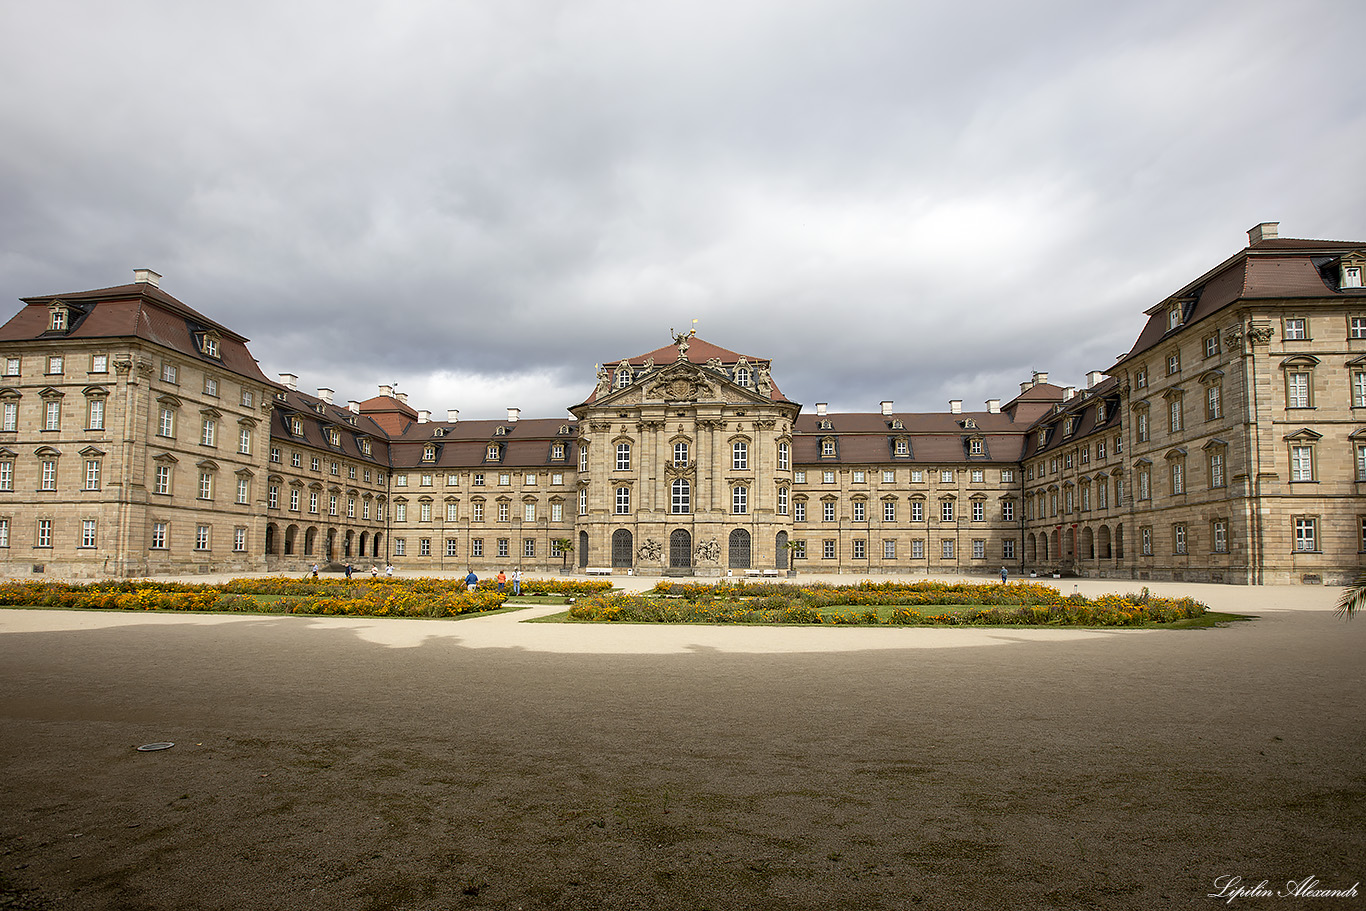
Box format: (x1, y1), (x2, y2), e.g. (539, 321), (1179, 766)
(1002, 500), (1014, 522)
(884, 501), (895, 522)
(616, 487), (630, 514)
(733, 486), (748, 515)
(579, 489), (588, 516)
(823, 540), (836, 560)
(1097, 480), (1108, 509)
(419, 538), (431, 556)
(446, 539), (458, 557)
(1138, 469), (1150, 500)
(616, 443), (631, 470)
(84, 459), (100, 490)
(1171, 461), (1184, 495)
(1169, 399), (1182, 433)
(778, 443), (789, 470)
(1137, 412), (1149, 442)
(794, 501), (806, 522)
(1294, 517), (1317, 552)
(198, 472), (212, 500)
(201, 419), (216, 447)
(268, 484), (278, 508)
(498, 538), (509, 558)
(1206, 385), (1221, 420)
(883, 539), (895, 559)
(394, 538), (407, 556)
(1142, 527), (1152, 556)
(445, 502), (458, 521)
(1167, 353), (1180, 375)
(1174, 524), (1187, 555)
(1351, 316), (1366, 339)
(151, 521), (167, 549)
(161, 364), (176, 383)
(45, 400), (60, 431)
(241, 390), (254, 408)
(1357, 444), (1366, 482)
(395, 503), (407, 522)
(778, 487), (788, 515)
(151, 465), (172, 495)
(40, 460), (56, 490)
(88, 399), (104, 430)
(1353, 371), (1366, 408)
(1204, 335), (1219, 358)
(2, 402), (15, 432)
(1210, 452), (1225, 488)
(521, 502), (533, 522)
(940, 501), (953, 522)
(1284, 318), (1307, 340)
(289, 489), (300, 511)
(4, 357), (18, 376)
(37, 519), (52, 548)
(552, 503), (563, 523)
(822, 501), (835, 522)
(911, 539), (925, 559)
(205, 377), (219, 396)
(1213, 520), (1228, 553)
(0, 461), (10, 491)
(310, 457), (321, 472)
(853, 539), (865, 559)
(732, 441), (748, 470)
(471, 539), (483, 557)
(308, 493), (318, 514)
(883, 470), (896, 483)
(472, 502), (484, 522)
(911, 501), (924, 522)
(362, 499), (371, 520)
(524, 539), (535, 558)
(81, 519), (96, 548)
(791, 540), (806, 560)
(852, 501), (865, 522)
(941, 539), (954, 559)
(1002, 539), (1016, 559)
(1287, 372), (1311, 408)
(234, 527), (246, 552)
(940, 470), (953, 483)
(48, 356), (63, 375)
(972, 500), (984, 522)
(291, 452), (302, 468)
(1291, 446), (1314, 482)
(823, 471), (835, 484)
(497, 502), (509, 522)
(972, 539), (985, 559)
(195, 525), (209, 550)
(0, 517), (10, 547)
(852, 470), (865, 483)
(331, 495), (340, 516)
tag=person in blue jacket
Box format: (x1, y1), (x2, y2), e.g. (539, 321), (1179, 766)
(465, 569), (478, 592)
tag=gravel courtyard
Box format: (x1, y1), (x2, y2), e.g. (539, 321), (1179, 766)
(0, 580), (1362, 910)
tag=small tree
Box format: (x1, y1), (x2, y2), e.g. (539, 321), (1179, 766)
(1337, 571), (1366, 619)
(552, 537), (575, 572)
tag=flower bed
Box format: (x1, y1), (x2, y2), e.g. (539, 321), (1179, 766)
(576, 583), (1207, 626)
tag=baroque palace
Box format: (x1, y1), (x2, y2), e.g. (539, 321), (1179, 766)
(1, 223), (1363, 584)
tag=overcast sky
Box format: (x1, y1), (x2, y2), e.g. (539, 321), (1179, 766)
(2, 0), (1362, 419)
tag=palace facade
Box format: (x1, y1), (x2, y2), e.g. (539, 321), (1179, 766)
(1, 223), (1362, 584)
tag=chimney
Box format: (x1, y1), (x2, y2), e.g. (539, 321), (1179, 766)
(1020, 381), (1033, 394)
(1032, 370), (1049, 386)
(279, 373), (298, 391)
(396, 393), (408, 405)
(1248, 222), (1279, 245)
(378, 384), (393, 398)
(507, 407), (520, 423)
(949, 400), (962, 414)
(1063, 386), (1076, 401)
(447, 409), (459, 423)
(816, 403), (828, 416)
(133, 268), (162, 288)
(986, 399), (1001, 414)
(880, 401), (893, 415)
(317, 387), (334, 405)
(1086, 371), (1104, 388)
(417, 410), (430, 423)
(347, 400), (361, 414)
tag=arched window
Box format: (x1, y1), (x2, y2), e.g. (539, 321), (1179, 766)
(614, 369), (631, 389)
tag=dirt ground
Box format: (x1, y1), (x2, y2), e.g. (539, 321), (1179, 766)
(0, 580), (1362, 910)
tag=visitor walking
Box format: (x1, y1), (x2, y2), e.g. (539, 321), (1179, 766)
(385, 563), (394, 578)
(496, 570), (506, 592)
(344, 562), (353, 580)
(311, 562), (319, 579)
(1000, 566), (1008, 584)
(512, 567), (522, 596)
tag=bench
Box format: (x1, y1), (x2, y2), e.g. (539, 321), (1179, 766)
(743, 569), (766, 577)
(743, 568), (785, 578)
(761, 568), (783, 577)
(585, 567), (613, 576)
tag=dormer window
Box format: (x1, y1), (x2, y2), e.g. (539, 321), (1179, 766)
(49, 307), (67, 332)
(433, 427), (445, 437)
(962, 418), (977, 429)
(494, 426), (507, 436)
(1064, 417), (1076, 435)
(290, 416), (303, 435)
(1168, 308), (1180, 331)
(894, 438), (909, 456)
(969, 438), (984, 455)
(614, 369), (630, 389)
(360, 438), (372, 456)
(328, 428), (341, 446)
(1038, 428), (1047, 445)
(1096, 402), (1106, 422)
(818, 419), (832, 430)
(204, 337), (219, 357)
(890, 419), (904, 430)
(552, 442), (565, 460)
(1341, 257), (1364, 289)
(486, 444), (501, 461)
(821, 438), (836, 456)
(423, 444), (436, 461)
(735, 366), (751, 386)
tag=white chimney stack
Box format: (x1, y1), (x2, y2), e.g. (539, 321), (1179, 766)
(1021, 382), (1032, 394)
(133, 268), (162, 287)
(507, 407), (520, 423)
(986, 399), (1001, 414)
(880, 401), (893, 415)
(447, 409), (459, 423)
(1063, 386), (1076, 401)
(317, 387), (334, 405)
(279, 373), (298, 391)
(816, 403), (827, 416)
(1086, 371), (1104, 388)
(347, 400), (361, 414)
(1032, 371), (1049, 386)
(1248, 222), (1279, 245)
(949, 400), (962, 414)
(378, 384), (393, 398)
(417, 410), (430, 423)
(396, 393), (408, 405)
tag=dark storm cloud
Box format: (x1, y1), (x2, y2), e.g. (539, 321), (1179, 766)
(2, 0), (1363, 418)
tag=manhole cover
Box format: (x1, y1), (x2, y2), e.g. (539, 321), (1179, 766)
(135, 742), (175, 752)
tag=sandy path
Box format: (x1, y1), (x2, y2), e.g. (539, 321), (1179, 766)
(0, 590), (1362, 910)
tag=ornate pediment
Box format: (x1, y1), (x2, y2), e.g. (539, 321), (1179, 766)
(645, 366), (718, 403)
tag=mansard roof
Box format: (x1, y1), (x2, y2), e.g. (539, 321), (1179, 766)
(793, 410), (1028, 464)
(577, 334), (793, 406)
(1117, 234), (1365, 367)
(3, 279), (272, 384)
